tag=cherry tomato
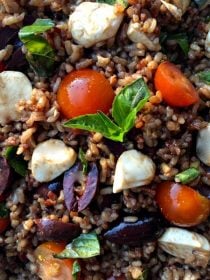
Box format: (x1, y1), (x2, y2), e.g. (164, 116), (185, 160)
(57, 69), (115, 118)
(0, 62), (5, 72)
(154, 61), (199, 107)
(156, 182), (210, 226)
(34, 242), (74, 280)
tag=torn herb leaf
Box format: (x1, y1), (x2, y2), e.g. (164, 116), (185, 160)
(19, 19), (55, 77)
(112, 78), (150, 132)
(55, 233), (100, 259)
(198, 70), (210, 85)
(64, 112), (125, 142)
(4, 146), (27, 177)
(175, 168), (200, 184)
(72, 261), (81, 280)
(78, 148), (88, 174)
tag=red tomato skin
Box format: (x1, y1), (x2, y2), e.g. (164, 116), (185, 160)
(35, 242), (74, 280)
(156, 182), (210, 227)
(0, 217), (10, 233)
(57, 69), (115, 118)
(154, 61), (199, 107)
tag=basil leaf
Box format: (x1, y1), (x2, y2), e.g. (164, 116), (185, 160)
(78, 148), (88, 174)
(64, 112), (125, 142)
(4, 146), (27, 177)
(167, 33), (189, 56)
(0, 203), (9, 218)
(97, 0), (128, 7)
(24, 35), (55, 77)
(160, 32), (189, 56)
(19, 19), (54, 38)
(175, 167), (200, 184)
(55, 233), (100, 259)
(19, 19), (55, 77)
(112, 78), (150, 132)
(72, 261), (81, 280)
(198, 70), (210, 85)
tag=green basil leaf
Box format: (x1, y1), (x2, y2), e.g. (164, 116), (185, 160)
(78, 148), (88, 174)
(167, 33), (189, 56)
(19, 19), (54, 39)
(0, 203), (9, 218)
(4, 146), (27, 177)
(97, 0), (128, 7)
(112, 78), (150, 132)
(24, 35), (55, 77)
(55, 233), (100, 259)
(175, 167), (200, 184)
(198, 70), (210, 85)
(64, 112), (125, 142)
(72, 261), (81, 280)
(19, 19), (55, 77)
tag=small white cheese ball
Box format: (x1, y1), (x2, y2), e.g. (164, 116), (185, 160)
(31, 139), (77, 182)
(158, 227), (210, 266)
(113, 149), (156, 193)
(196, 123), (210, 166)
(69, 2), (124, 48)
(0, 71), (32, 124)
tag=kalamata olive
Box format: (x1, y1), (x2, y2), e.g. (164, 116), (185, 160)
(0, 157), (11, 196)
(0, 27), (18, 50)
(104, 212), (164, 246)
(63, 162), (98, 212)
(36, 219), (81, 242)
(197, 185), (210, 199)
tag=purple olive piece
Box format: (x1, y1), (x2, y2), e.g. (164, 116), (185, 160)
(0, 157), (11, 196)
(0, 27), (18, 50)
(36, 219), (81, 242)
(6, 48), (27, 71)
(104, 212), (163, 246)
(197, 185), (210, 199)
(63, 162), (98, 212)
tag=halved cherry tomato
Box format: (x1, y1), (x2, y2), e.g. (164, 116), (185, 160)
(57, 69), (115, 118)
(154, 61), (199, 107)
(0, 203), (10, 233)
(34, 242), (74, 280)
(156, 182), (210, 226)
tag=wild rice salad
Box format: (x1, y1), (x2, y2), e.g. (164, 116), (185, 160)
(0, 0), (210, 279)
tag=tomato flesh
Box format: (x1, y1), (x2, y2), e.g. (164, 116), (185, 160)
(154, 61), (199, 107)
(34, 242), (74, 280)
(57, 69), (115, 118)
(156, 182), (210, 226)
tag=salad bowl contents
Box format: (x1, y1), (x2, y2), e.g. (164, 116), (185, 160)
(0, 0), (210, 279)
